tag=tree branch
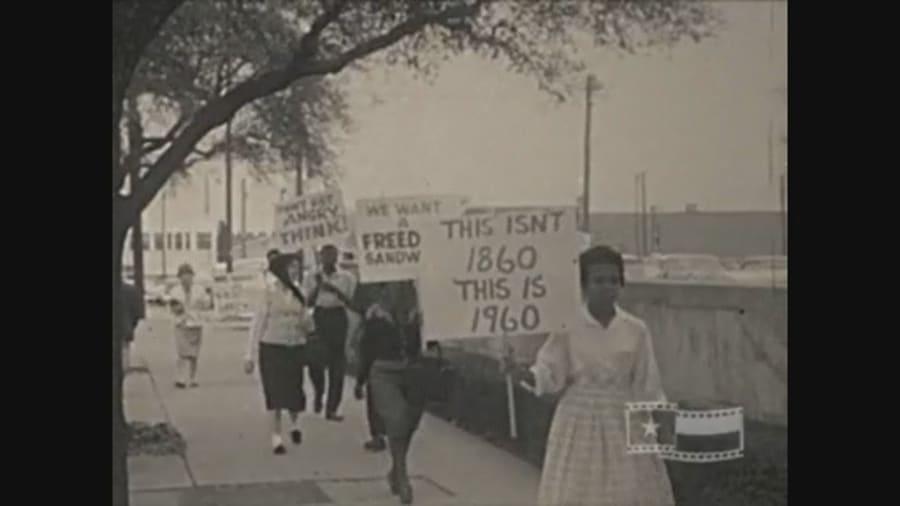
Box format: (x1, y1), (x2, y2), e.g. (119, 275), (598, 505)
(192, 146), (217, 159)
(141, 116), (188, 155)
(127, 0), (485, 223)
(299, 1), (485, 77)
(298, 0), (350, 58)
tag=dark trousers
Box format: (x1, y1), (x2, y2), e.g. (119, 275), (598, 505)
(308, 364), (325, 406)
(313, 306), (348, 415)
(366, 382), (386, 439)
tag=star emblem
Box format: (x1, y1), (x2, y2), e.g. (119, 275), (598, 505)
(642, 415), (660, 438)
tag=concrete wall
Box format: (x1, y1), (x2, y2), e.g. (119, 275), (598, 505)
(620, 282), (787, 425)
(589, 211), (786, 258)
(450, 281), (787, 425)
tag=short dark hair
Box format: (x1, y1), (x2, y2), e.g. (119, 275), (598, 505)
(320, 244), (338, 253)
(266, 248), (281, 259)
(579, 245), (625, 286)
(177, 263), (194, 277)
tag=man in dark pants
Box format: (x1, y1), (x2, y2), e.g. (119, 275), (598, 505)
(304, 244), (357, 421)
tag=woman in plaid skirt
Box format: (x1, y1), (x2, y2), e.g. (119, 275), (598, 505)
(511, 245), (674, 506)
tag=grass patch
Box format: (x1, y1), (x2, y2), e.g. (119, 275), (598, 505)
(127, 422), (186, 457)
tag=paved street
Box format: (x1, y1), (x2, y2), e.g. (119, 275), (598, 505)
(125, 316), (540, 506)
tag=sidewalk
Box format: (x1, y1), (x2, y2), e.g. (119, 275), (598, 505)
(125, 318), (540, 506)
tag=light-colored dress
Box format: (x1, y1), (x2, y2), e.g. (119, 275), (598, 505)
(171, 285), (212, 359)
(531, 305), (674, 506)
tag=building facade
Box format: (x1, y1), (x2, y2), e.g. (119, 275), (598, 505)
(123, 228), (217, 279)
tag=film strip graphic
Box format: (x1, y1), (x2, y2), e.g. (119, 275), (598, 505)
(625, 402), (744, 463)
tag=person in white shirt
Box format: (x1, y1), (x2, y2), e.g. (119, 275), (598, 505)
(244, 253), (315, 454)
(507, 246), (674, 506)
(302, 244), (357, 421)
(170, 264), (213, 388)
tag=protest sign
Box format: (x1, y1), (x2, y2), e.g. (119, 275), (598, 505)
(273, 189), (350, 257)
(211, 275), (256, 321)
(354, 195), (466, 282)
(417, 208), (579, 340)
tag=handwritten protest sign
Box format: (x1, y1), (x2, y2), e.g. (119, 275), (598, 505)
(211, 275), (259, 322)
(417, 208), (579, 340)
(354, 195), (465, 282)
(273, 189), (350, 257)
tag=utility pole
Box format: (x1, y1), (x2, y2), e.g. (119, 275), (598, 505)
(295, 152), (305, 197)
(582, 74), (602, 234)
(204, 171), (210, 216)
(779, 172), (787, 255)
(241, 178), (248, 259)
(640, 172), (649, 257)
(634, 173), (641, 256)
(224, 118), (234, 273)
(161, 185), (167, 278)
(295, 152), (307, 265)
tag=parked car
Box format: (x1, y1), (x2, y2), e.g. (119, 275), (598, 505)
(657, 254), (734, 283)
(143, 283), (172, 306)
(622, 254), (647, 281)
(730, 255), (787, 286)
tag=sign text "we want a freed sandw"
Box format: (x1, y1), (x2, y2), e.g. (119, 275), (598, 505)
(355, 195), (465, 283)
(273, 189), (350, 255)
(418, 208), (579, 340)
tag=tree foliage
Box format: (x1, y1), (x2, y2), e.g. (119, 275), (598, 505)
(124, 0), (352, 190)
(114, 0), (721, 230)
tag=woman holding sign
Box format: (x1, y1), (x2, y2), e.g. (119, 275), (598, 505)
(354, 282), (424, 505)
(244, 253), (315, 455)
(508, 246), (675, 506)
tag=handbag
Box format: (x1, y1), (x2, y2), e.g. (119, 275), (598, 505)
(406, 341), (455, 404)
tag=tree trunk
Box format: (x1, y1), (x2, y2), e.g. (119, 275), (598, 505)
(112, 215), (129, 506)
(113, 5), (185, 505)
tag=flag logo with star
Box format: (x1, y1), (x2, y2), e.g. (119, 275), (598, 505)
(625, 402), (744, 462)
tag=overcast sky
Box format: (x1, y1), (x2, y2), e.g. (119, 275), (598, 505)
(143, 1), (787, 233)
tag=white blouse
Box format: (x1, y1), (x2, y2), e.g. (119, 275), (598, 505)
(302, 268), (357, 308)
(245, 278), (315, 360)
(530, 305), (667, 402)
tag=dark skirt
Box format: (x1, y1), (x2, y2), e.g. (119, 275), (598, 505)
(259, 342), (306, 412)
(370, 361), (426, 439)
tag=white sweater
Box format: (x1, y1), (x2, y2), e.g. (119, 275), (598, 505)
(245, 278), (315, 360)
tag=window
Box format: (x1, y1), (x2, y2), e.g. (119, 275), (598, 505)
(185, 232), (191, 250)
(142, 233), (150, 251)
(175, 232), (183, 251)
(154, 233), (164, 250)
(197, 232), (213, 250)
(167, 233), (173, 250)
